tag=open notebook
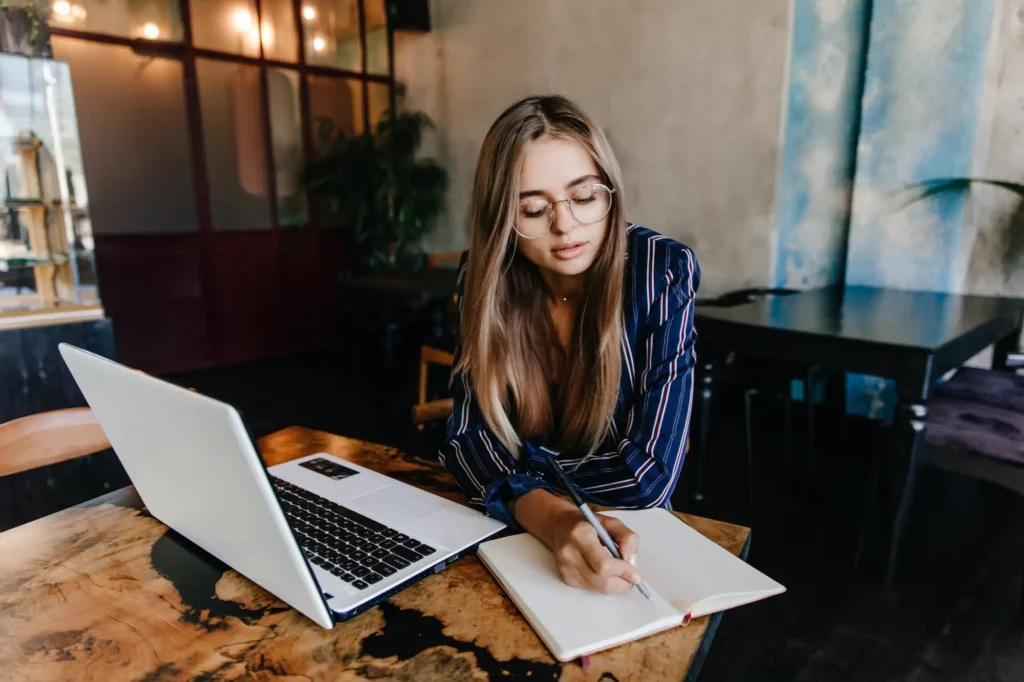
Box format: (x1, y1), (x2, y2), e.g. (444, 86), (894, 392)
(477, 508), (785, 661)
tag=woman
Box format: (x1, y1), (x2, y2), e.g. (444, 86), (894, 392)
(441, 95), (700, 596)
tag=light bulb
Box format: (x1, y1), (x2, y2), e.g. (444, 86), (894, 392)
(70, 4), (86, 19)
(302, 5), (316, 21)
(52, 0), (71, 16)
(142, 22), (160, 39)
(260, 23), (274, 46)
(312, 36), (326, 52)
(232, 9), (252, 32)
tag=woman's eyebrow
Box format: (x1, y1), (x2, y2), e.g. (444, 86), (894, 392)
(519, 174), (600, 198)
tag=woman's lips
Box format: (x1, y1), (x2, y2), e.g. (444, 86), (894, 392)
(551, 241), (586, 260)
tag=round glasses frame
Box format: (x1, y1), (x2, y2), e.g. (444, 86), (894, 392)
(513, 183), (616, 240)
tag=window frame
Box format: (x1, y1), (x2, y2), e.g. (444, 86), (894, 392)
(49, 0), (395, 231)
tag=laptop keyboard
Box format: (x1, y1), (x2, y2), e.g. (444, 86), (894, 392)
(269, 476), (436, 591)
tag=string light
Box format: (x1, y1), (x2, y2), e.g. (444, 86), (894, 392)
(312, 36), (326, 52)
(232, 9), (252, 32)
(141, 22), (160, 39)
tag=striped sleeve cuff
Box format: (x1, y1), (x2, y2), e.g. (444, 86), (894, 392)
(483, 474), (553, 530)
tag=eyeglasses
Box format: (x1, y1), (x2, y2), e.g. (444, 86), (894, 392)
(515, 183), (615, 239)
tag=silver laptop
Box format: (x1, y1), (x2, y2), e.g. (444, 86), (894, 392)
(58, 343), (505, 628)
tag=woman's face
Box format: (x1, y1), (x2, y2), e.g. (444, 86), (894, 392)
(514, 135), (610, 278)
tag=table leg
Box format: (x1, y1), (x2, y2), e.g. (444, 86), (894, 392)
(805, 366), (818, 478)
(882, 402), (927, 590)
(693, 361), (715, 503)
(992, 328), (1020, 371)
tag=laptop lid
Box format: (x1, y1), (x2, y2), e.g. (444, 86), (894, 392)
(58, 343), (334, 629)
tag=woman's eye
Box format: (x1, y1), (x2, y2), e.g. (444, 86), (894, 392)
(572, 196), (596, 205)
(520, 201), (549, 218)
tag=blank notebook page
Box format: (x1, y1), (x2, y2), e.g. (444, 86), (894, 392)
(477, 531), (683, 662)
(602, 508), (784, 618)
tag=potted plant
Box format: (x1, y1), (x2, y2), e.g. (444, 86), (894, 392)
(895, 177), (1024, 273)
(0, 0), (51, 57)
(304, 105), (447, 275)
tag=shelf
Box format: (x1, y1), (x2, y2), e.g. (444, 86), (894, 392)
(0, 300), (105, 331)
(0, 253), (70, 271)
(2, 197), (85, 211)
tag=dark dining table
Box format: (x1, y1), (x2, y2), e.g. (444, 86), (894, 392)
(340, 268), (460, 367)
(694, 284), (1024, 587)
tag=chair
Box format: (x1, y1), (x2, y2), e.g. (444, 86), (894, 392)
(427, 252), (462, 269)
(870, 354), (1024, 617)
(411, 253), (461, 439)
(0, 407), (111, 478)
(412, 345), (455, 431)
(693, 287), (821, 508)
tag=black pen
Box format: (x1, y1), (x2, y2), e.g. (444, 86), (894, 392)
(545, 455), (653, 602)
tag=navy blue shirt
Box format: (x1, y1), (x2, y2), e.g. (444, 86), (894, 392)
(439, 225), (700, 528)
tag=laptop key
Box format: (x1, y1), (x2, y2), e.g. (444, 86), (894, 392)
(394, 534), (411, 543)
(370, 547), (390, 558)
(340, 573), (356, 582)
(352, 580), (368, 590)
(402, 538), (420, 548)
(330, 567), (344, 576)
(364, 573), (383, 584)
(376, 564), (397, 576)
(380, 539), (397, 550)
(384, 555), (410, 569)
(380, 528), (398, 538)
(391, 546), (421, 563)
(351, 566), (370, 578)
(416, 544), (436, 556)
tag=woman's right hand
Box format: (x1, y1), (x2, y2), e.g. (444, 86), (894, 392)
(514, 489), (642, 594)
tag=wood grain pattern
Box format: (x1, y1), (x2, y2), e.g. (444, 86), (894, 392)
(0, 427), (750, 681)
(0, 407), (111, 477)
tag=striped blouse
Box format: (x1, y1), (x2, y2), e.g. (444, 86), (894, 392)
(439, 225), (700, 528)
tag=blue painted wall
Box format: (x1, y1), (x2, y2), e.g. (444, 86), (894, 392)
(774, 0), (871, 289)
(844, 0), (996, 418)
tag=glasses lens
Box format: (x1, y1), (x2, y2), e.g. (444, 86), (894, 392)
(569, 185), (612, 224)
(517, 198), (551, 238)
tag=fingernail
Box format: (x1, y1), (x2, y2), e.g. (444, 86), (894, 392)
(626, 554), (637, 566)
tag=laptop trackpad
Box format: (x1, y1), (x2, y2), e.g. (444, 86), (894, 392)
(349, 484), (443, 528)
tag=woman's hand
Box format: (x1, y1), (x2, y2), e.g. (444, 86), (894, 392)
(514, 489), (642, 594)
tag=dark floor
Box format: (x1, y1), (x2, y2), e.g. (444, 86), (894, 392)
(13, 348), (1022, 681)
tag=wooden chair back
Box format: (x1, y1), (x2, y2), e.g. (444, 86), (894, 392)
(426, 252), (461, 269)
(0, 408), (111, 479)
(413, 346), (456, 431)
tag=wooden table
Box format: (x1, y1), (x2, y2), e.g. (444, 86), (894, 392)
(696, 284), (1024, 588)
(0, 427), (751, 681)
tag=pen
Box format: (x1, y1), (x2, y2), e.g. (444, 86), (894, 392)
(544, 455), (653, 603)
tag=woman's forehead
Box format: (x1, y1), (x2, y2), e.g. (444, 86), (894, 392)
(519, 135), (599, 193)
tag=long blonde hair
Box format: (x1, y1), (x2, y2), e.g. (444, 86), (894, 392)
(458, 95), (626, 457)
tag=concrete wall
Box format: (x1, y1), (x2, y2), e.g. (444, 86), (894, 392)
(394, 0), (791, 296)
(966, 0), (1024, 297)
